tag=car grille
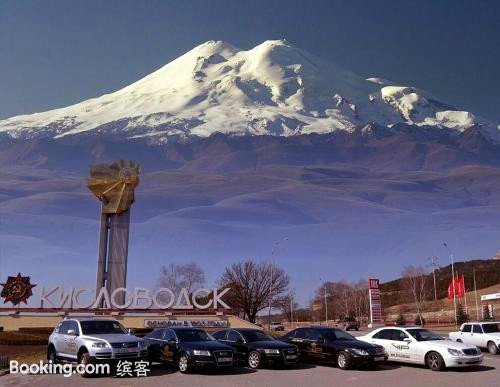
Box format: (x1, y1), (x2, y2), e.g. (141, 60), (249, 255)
(463, 348), (480, 356)
(282, 348), (297, 355)
(367, 347), (385, 356)
(213, 350), (233, 364)
(110, 342), (139, 349)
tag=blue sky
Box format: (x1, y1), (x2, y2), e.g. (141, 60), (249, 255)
(1, 0), (499, 121)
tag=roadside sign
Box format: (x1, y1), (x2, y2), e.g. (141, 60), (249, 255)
(368, 278), (382, 325)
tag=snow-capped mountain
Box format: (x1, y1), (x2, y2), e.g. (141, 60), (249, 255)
(0, 39), (497, 143)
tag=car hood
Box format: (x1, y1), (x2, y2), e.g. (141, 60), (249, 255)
(181, 340), (234, 351)
(417, 339), (479, 351)
(247, 340), (296, 350)
(327, 339), (378, 349)
(82, 334), (143, 343)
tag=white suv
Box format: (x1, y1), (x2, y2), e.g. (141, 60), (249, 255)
(47, 318), (147, 369)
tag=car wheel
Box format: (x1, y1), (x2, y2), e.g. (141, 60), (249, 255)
(47, 346), (58, 364)
(336, 351), (351, 370)
(426, 351), (445, 371)
(248, 351), (261, 369)
(78, 351), (92, 378)
(487, 341), (499, 355)
(178, 353), (191, 373)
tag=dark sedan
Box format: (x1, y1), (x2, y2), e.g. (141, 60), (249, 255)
(144, 327), (235, 373)
(213, 328), (299, 369)
(280, 327), (387, 370)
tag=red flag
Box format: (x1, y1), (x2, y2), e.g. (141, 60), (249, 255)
(456, 275), (465, 297)
(447, 275), (465, 299)
(447, 278), (454, 299)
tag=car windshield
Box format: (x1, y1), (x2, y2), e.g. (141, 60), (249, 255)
(407, 329), (443, 341)
(80, 321), (126, 335)
(241, 330), (274, 342)
(175, 329), (214, 342)
(321, 329), (355, 341)
(482, 323), (500, 333)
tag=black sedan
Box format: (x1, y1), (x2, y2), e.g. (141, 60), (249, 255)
(144, 327), (235, 373)
(213, 328), (299, 369)
(280, 327), (387, 370)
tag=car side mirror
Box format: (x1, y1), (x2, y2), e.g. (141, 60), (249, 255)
(317, 337), (325, 344)
(235, 338), (244, 344)
(67, 329), (78, 336)
(127, 328), (135, 335)
(168, 338), (177, 344)
(403, 338), (412, 343)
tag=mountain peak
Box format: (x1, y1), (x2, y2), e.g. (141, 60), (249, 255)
(0, 40), (497, 143)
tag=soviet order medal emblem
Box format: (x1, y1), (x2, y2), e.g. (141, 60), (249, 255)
(1, 273), (37, 305)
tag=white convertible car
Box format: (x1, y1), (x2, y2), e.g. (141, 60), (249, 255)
(358, 326), (483, 371)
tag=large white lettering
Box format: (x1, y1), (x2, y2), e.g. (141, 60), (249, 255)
(36, 287), (231, 310)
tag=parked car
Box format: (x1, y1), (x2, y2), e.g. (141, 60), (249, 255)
(213, 328), (299, 369)
(335, 317), (360, 331)
(144, 327), (235, 373)
(279, 327), (387, 370)
(359, 326), (483, 371)
(47, 318), (147, 375)
(270, 322), (285, 331)
(449, 322), (500, 354)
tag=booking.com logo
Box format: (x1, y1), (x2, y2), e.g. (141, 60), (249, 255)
(9, 360), (110, 378)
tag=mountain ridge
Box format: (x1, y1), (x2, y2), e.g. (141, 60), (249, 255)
(1, 39), (497, 143)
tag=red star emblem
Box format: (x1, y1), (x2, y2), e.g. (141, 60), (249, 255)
(1, 273), (36, 305)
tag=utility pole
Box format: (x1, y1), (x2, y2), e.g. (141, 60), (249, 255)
(428, 256), (439, 301)
(444, 243), (458, 326)
(473, 268), (479, 320)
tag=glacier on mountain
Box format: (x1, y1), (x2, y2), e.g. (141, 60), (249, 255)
(0, 39), (497, 143)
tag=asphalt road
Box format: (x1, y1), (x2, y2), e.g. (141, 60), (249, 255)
(1, 353), (499, 387)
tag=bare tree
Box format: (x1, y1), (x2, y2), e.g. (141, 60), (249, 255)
(402, 265), (429, 319)
(275, 292), (299, 322)
(312, 279), (370, 322)
(218, 260), (290, 323)
(157, 262), (205, 295)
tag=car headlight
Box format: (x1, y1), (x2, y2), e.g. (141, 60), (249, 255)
(263, 349), (280, 355)
(193, 349), (211, 356)
(447, 348), (463, 356)
(350, 348), (369, 356)
(91, 342), (109, 349)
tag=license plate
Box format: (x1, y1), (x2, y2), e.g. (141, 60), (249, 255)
(117, 347), (136, 353)
(374, 356), (385, 361)
(286, 355), (298, 359)
(218, 357), (232, 362)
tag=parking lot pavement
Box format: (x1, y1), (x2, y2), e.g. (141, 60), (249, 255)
(2, 354), (499, 387)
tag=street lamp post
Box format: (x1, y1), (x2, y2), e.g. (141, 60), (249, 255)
(444, 242), (458, 326)
(324, 284), (328, 324)
(268, 237), (288, 330)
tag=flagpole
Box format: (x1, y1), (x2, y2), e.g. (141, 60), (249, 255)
(473, 268), (479, 320)
(463, 275), (468, 313)
(444, 242), (458, 326)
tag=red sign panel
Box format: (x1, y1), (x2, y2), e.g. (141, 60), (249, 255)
(368, 278), (379, 290)
(368, 278), (382, 324)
